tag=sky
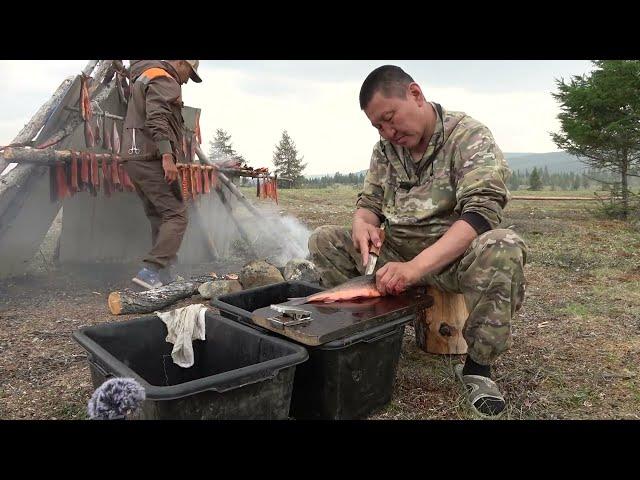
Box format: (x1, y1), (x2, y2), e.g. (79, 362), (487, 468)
(0, 60), (594, 175)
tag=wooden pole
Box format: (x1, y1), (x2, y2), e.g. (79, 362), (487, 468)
(214, 186), (257, 256)
(1, 147), (120, 165)
(194, 144), (267, 220)
(81, 60), (100, 77)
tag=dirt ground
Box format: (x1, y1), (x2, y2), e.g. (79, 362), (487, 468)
(1, 186), (639, 420)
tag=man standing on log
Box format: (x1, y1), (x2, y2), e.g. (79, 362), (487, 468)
(308, 65), (527, 418)
(120, 60), (202, 289)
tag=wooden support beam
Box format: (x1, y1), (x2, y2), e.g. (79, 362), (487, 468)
(214, 185), (257, 257)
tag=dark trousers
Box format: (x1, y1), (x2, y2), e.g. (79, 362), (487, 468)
(123, 159), (188, 269)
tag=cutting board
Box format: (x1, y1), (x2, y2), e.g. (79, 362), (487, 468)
(251, 288), (434, 346)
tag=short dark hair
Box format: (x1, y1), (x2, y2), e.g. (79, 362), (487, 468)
(359, 65), (415, 110)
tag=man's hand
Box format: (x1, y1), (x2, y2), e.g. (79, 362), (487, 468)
(162, 154), (178, 183)
(375, 259), (423, 295)
(352, 217), (383, 267)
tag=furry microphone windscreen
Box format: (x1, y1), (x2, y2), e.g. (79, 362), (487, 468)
(88, 377), (146, 420)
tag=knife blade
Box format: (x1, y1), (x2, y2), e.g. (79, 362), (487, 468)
(364, 225), (385, 275)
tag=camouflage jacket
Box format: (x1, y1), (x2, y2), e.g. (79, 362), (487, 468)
(356, 104), (512, 254)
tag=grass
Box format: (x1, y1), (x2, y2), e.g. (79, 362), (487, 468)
(1, 185), (639, 419)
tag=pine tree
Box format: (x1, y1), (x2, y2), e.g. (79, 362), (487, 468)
(571, 173), (581, 190)
(529, 167), (543, 191)
(272, 130), (307, 188)
(208, 128), (246, 165)
(552, 60), (640, 218)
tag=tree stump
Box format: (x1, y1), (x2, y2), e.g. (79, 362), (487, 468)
(413, 287), (468, 355)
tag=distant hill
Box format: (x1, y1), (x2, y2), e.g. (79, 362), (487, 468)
(504, 152), (584, 174)
(306, 151), (586, 178)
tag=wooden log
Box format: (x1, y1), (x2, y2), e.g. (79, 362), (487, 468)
(413, 287), (468, 355)
(108, 273), (216, 315)
(81, 60), (100, 77)
(1, 147), (120, 165)
(90, 60), (115, 90)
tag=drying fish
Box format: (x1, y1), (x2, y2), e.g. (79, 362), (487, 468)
(102, 157), (112, 197)
(35, 129), (69, 149)
(112, 121), (121, 154)
(190, 165), (197, 197)
(194, 111), (202, 145)
(95, 116), (102, 145)
(69, 151), (79, 192)
(111, 155), (122, 190)
(55, 162), (69, 200)
(80, 75), (95, 148)
(80, 153), (90, 190)
(195, 165), (202, 194)
(179, 165), (191, 200)
(103, 118), (112, 151)
(91, 153), (100, 192)
(287, 274), (384, 305)
(203, 166), (211, 193)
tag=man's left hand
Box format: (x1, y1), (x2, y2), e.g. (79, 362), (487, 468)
(162, 154), (179, 183)
(375, 260), (423, 295)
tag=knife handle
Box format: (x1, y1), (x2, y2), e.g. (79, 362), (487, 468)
(369, 226), (386, 256)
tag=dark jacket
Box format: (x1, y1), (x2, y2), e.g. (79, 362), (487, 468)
(120, 60), (185, 162)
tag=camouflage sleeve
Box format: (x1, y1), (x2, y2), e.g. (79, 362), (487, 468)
(356, 143), (386, 220)
(452, 119), (512, 229)
(145, 76), (181, 156)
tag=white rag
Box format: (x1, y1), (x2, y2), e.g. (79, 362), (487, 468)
(156, 304), (207, 368)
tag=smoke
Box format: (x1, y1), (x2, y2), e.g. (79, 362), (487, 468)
(196, 152), (312, 268)
(251, 202), (312, 267)
(193, 187), (311, 268)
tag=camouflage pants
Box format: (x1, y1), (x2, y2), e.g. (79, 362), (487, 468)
(308, 225), (527, 365)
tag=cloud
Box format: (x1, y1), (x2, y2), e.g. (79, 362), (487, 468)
(183, 67), (566, 175)
(0, 60), (587, 175)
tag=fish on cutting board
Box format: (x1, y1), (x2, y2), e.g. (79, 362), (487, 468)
(287, 274), (384, 305)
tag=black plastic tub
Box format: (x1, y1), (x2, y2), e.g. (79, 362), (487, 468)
(212, 281), (413, 420)
(72, 311), (308, 420)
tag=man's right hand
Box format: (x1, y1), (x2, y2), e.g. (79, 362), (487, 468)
(352, 216), (383, 267)
(162, 154), (179, 183)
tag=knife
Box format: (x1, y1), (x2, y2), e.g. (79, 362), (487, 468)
(365, 224), (385, 275)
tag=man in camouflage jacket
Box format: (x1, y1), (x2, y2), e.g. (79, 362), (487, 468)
(308, 65), (527, 417)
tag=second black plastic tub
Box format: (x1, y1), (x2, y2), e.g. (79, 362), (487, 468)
(212, 281), (412, 420)
(72, 310), (308, 420)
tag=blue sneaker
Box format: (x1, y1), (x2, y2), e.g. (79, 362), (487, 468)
(131, 267), (163, 290)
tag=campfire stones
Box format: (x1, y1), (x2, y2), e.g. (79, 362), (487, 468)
(283, 259), (320, 284)
(198, 279), (243, 300)
(239, 260), (285, 289)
